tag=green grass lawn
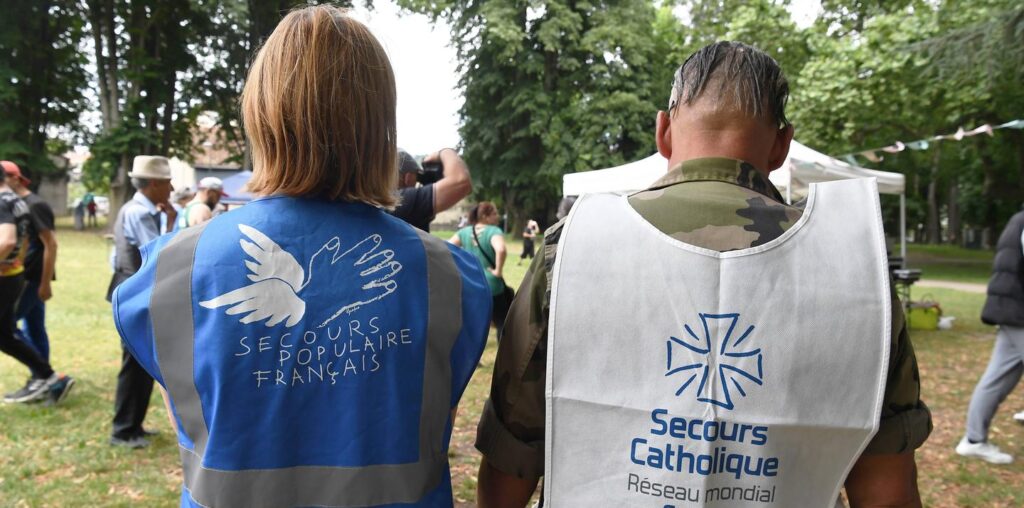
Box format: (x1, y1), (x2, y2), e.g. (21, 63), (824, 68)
(908, 286), (1024, 508)
(1, 223), (1020, 507)
(906, 243), (993, 284)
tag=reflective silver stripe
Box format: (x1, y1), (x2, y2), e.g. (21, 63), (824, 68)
(150, 225), (462, 507)
(151, 223), (211, 454)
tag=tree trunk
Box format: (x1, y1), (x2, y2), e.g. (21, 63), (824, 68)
(28, 0), (54, 158)
(979, 138), (998, 249)
(87, 0), (112, 128)
(926, 147), (941, 243)
(88, 0), (130, 221)
(103, 0), (119, 127)
(248, 0), (293, 50)
(160, 85), (175, 154)
(947, 175), (960, 246)
(1015, 130), (1024, 194)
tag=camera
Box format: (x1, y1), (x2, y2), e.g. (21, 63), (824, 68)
(418, 160), (444, 185)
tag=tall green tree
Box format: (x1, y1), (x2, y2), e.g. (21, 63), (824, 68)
(0, 0), (89, 179)
(400, 0), (663, 227)
(84, 0), (212, 209)
(793, 0), (1024, 247)
(913, 1), (1024, 245)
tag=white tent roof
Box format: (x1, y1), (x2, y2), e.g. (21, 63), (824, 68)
(562, 153), (668, 196)
(775, 141), (905, 197)
(561, 141), (905, 199)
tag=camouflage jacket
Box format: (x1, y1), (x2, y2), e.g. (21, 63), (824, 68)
(475, 157), (932, 480)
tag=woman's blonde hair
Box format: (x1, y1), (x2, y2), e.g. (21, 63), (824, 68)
(241, 5), (397, 207)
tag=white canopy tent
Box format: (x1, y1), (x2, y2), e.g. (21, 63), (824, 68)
(561, 141), (908, 263)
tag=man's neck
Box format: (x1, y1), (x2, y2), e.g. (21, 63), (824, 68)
(14, 188), (29, 198)
(671, 135), (771, 176)
(0, 184), (12, 194)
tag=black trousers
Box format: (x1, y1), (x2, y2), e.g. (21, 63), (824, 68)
(492, 288), (513, 340)
(0, 273), (53, 379)
(111, 346), (154, 439)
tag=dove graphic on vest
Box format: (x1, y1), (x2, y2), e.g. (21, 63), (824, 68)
(200, 224), (403, 329)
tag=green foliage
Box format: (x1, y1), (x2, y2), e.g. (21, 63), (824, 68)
(189, 0), (353, 168)
(400, 0), (663, 226)
(0, 0), (89, 178)
(82, 0), (353, 195)
(82, 0), (213, 194)
(791, 0), (1024, 245)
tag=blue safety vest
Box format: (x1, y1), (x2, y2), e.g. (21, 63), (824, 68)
(113, 196), (491, 508)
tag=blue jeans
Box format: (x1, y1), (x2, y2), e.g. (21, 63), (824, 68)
(15, 278), (49, 361)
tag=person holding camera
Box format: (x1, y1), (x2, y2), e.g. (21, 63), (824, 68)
(391, 148), (472, 232)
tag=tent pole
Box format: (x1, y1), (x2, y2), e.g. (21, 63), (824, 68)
(900, 193), (907, 268)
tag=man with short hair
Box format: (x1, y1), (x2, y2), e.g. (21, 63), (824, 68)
(176, 177), (225, 229)
(390, 148), (472, 232)
(0, 162), (73, 404)
(2, 163), (60, 373)
(107, 155), (176, 448)
(476, 42), (930, 507)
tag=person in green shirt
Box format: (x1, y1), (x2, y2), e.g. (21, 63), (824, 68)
(451, 202), (510, 337)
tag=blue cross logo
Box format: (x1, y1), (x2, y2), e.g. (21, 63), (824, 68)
(665, 313), (764, 410)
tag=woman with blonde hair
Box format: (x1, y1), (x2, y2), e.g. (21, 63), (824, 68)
(111, 6), (490, 507)
(451, 202), (511, 338)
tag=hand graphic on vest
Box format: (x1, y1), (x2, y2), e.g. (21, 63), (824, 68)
(200, 224), (403, 328)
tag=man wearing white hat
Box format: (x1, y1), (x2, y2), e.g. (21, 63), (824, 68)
(176, 176), (227, 229)
(107, 155), (176, 448)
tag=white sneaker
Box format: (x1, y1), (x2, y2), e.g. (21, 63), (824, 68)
(1014, 411), (1024, 423)
(956, 437), (1013, 464)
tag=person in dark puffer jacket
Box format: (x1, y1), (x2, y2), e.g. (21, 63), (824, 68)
(956, 208), (1024, 464)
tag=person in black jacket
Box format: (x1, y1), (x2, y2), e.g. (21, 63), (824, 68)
(956, 208), (1024, 464)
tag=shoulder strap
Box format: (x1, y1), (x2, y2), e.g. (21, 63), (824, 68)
(472, 226), (496, 269)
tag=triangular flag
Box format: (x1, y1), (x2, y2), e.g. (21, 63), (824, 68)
(881, 141), (906, 153)
(905, 140), (930, 150)
(965, 124), (994, 137)
(996, 119), (1024, 130)
(860, 150), (883, 163)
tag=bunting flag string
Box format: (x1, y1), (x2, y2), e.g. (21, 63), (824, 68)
(841, 119), (1024, 163)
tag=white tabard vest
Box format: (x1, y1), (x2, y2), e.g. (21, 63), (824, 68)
(544, 178), (890, 507)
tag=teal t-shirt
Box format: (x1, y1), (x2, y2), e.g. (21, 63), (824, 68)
(456, 224), (504, 295)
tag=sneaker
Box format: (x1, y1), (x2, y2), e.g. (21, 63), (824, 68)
(48, 375), (75, 404)
(109, 435), (149, 449)
(956, 437), (1013, 464)
(1014, 411), (1024, 424)
(3, 374), (58, 403)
